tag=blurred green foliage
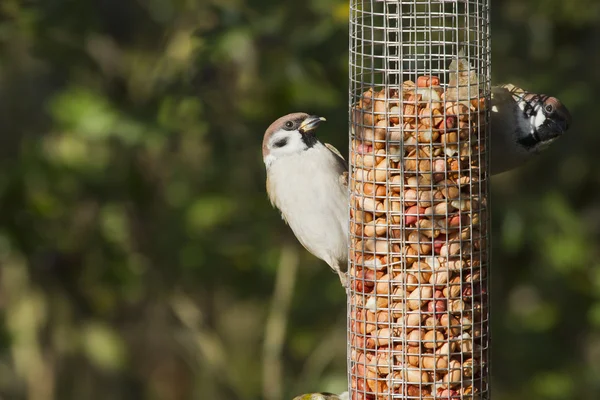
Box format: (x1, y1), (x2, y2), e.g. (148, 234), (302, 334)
(0, 0), (598, 399)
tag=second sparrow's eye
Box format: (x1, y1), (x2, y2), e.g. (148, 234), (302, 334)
(285, 121), (294, 129)
(545, 104), (554, 114)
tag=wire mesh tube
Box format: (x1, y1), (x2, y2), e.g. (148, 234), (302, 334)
(347, 1), (490, 399)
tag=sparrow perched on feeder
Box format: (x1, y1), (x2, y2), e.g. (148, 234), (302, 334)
(447, 51), (572, 175)
(292, 392), (349, 400)
(489, 84), (572, 174)
(263, 113), (350, 287)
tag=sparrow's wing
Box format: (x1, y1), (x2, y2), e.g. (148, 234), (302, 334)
(324, 142), (349, 189)
(498, 83), (526, 102)
(338, 171), (349, 188)
(324, 143), (348, 170)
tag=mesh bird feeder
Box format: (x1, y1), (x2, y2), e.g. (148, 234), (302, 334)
(347, 1), (490, 399)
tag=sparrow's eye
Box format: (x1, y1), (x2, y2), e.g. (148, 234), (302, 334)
(544, 104), (554, 114)
(284, 121), (294, 129)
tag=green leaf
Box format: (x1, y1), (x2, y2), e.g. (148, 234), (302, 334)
(81, 323), (126, 371)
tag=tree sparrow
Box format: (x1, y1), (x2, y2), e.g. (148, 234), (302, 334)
(447, 51), (572, 175)
(263, 113), (350, 287)
(489, 83), (572, 174)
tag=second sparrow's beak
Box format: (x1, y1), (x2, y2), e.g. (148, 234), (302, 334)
(299, 115), (326, 134)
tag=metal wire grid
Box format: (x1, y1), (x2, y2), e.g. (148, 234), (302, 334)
(347, 1), (490, 399)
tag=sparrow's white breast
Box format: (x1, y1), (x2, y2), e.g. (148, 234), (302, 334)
(267, 143), (349, 267)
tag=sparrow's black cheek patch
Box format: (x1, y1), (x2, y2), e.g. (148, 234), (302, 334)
(273, 138), (288, 148)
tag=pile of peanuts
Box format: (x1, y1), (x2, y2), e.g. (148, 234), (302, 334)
(348, 77), (488, 400)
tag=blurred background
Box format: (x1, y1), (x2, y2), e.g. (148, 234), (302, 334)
(0, 0), (598, 399)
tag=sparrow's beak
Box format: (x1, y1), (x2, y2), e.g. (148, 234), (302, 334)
(559, 108), (572, 131)
(556, 118), (570, 132)
(299, 115), (326, 134)
(534, 118), (568, 148)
